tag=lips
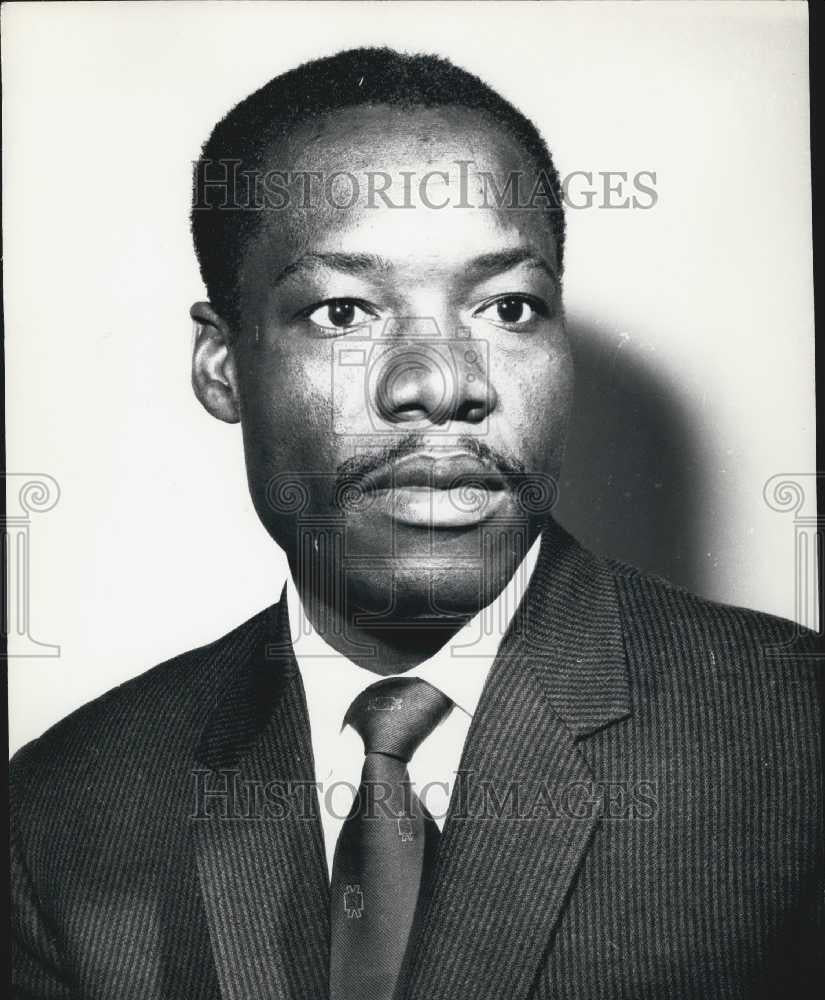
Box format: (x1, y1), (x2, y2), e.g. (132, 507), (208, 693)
(358, 451), (510, 528)
(361, 452), (507, 493)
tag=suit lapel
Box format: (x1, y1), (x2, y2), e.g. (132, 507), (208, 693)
(191, 598), (330, 1000)
(400, 523), (631, 1000)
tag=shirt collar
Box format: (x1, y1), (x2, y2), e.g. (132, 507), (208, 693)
(287, 535), (541, 723)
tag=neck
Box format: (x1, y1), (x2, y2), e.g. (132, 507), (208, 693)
(290, 538), (539, 676)
(293, 579), (474, 675)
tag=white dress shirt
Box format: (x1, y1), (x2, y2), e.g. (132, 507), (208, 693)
(287, 536), (541, 872)
(287, 536), (541, 878)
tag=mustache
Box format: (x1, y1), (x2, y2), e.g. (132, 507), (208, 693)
(334, 433), (528, 493)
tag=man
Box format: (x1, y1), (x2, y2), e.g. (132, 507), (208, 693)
(10, 47), (823, 1000)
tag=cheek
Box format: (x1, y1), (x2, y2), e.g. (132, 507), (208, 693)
(494, 333), (574, 462)
(236, 345), (339, 476)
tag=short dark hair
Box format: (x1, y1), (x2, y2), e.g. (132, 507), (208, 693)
(191, 46), (565, 327)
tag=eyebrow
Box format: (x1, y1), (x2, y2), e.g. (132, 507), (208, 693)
(272, 247), (556, 287)
(464, 248), (556, 281)
(273, 252), (391, 286)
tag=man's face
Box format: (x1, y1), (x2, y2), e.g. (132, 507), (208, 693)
(196, 104), (574, 621)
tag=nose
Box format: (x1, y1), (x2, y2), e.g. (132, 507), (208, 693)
(372, 319), (497, 427)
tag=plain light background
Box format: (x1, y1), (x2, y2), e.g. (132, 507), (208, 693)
(4, 1), (816, 756)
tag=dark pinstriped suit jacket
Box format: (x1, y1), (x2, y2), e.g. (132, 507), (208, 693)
(11, 524), (824, 999)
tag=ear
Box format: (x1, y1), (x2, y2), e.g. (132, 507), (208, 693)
(191, 302), (241, 423)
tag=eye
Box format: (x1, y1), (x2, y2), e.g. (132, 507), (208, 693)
(474, 295), (543, 327)
(306, 299), (376, 331)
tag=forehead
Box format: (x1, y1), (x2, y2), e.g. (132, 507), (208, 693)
(283, 103), (530, 172)
(240, 103), (557, 297)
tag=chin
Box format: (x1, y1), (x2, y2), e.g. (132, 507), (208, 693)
(345, 557), (511, 622)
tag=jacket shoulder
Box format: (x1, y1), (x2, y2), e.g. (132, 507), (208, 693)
(608, 557), (822, 662)
(10, 604), (276, 815)
(606, 558), (823, 752)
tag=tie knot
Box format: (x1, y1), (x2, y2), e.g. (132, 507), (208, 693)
(345, 677), (452, 762)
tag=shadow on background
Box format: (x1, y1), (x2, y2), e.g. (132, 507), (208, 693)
(555, 317), (706, 596)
